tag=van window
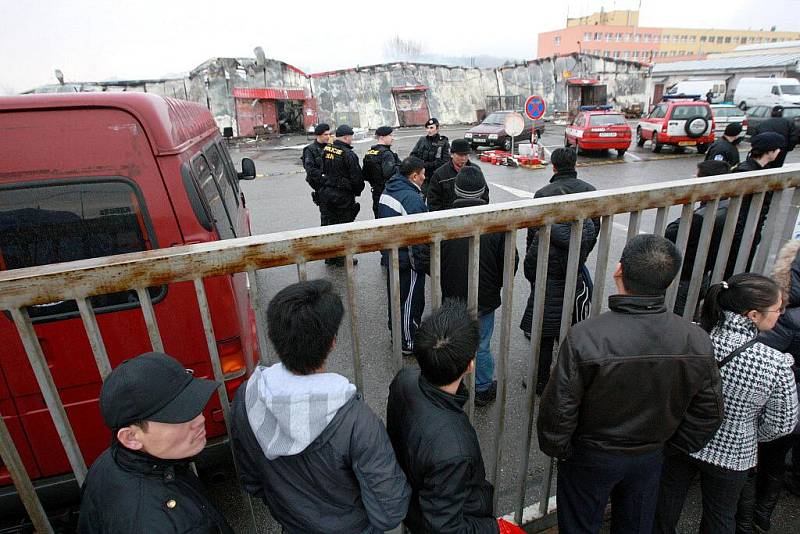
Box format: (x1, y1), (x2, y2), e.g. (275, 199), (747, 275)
(781, 85), (800, 95)
(772, 86), (781, 95)
(193, 155), (235, 239)
(0, 180), (163, 319)
(783, 108), (800, 119)
(651, 105), (667, 119)
(217, 142), (241, 197)
(206, 144), (239, 209)
(748, 106), (768, 118)
(712, 107), (744, 118)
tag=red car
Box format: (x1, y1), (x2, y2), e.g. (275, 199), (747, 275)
(636, 96), (715, 154)
(0, 93), (259, 516)
(564, 105), (632, 157)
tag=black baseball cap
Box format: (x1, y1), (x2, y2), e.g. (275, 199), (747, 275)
(375, 126), (393, 137)
(100, 352), (218, 430)
(451, 138), (471, 154)
(336, 124), (354, 136)
(313, 123), (330, 135)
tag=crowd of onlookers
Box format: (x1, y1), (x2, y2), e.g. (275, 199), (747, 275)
(74, 114), (800, 534)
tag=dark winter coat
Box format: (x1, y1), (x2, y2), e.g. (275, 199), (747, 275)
(519, 170), (599, 336)
(387, 368), (499, 534)
(302, 141), (327, 190)
(704, 138), (741, 166)
(231, 385), (410, 534)
(363, 144), (400, 191)
(378, 172), (430, 272)
(665, 199), (730, 281)
(751, 117), (798, 151)
(727, 159), (774, 277)
(410, 133), (450, 179)
(439, 198), (519, 316)
(537, 295), (724, 460)
(319, 139), (365, 210)
(426, 160), (487, 211)
(78, 444), (233, 534)
(760, 240), (800, 360)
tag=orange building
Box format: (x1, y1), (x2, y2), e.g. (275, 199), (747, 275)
(538, 9), (800, 64)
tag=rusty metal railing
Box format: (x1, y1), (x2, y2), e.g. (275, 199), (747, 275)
(1, 166), (799, 532)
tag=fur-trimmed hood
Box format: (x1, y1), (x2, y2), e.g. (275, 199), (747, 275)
(772, 240), (800, 306)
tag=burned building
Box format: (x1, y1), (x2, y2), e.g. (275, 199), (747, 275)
(27, 53), (650, 135)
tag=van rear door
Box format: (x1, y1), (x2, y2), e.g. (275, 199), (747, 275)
(0, 107), (186, 477)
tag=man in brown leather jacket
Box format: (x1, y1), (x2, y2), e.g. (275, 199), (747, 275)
(537, 234), (723, 534)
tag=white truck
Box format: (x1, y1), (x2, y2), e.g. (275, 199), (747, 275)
(734, 77), (800, 110)
(666, 80), (727, 104)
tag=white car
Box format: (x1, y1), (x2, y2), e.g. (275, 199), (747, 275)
(709, 104), (747, 139)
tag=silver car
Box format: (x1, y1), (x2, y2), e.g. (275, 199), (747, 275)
(710, 104), (747, 139)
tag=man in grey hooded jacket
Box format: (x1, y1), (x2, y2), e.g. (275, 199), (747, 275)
(231, 279), (411, 534)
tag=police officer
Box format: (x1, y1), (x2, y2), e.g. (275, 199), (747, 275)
(320, 124), (365, 265)
(303, 123), (331, 218)
(749, 106), (798, 168)
(363, 126), (400, 217)
(704, 122), (742, 167)
(411, 118), (450, 194)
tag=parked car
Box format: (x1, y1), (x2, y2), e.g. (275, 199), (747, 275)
(465, 110), (545, 151)
(734, 77), (800, 110)
(564, 105), (632, 157)
(745, 105), (800, 137)
(710, 104), (748, 139)
(0, 93), (258, 514)
(636, 96), (715, 154)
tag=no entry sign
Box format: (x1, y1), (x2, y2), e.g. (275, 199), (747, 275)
(524, 95), (546, 121)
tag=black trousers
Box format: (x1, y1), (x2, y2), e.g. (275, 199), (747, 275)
(370, 186), (384, 218)
(385, 267), (425, 350)
(654, 453), (749, 534)
(319, 201), (357, 227)
(557, 446), (663, 534)
(536, 336), (556, 393)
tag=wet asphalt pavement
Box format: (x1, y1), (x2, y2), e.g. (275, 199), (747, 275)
(201, 124), (800, 533)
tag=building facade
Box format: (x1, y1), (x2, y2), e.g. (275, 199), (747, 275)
(538, 9), (800, 64)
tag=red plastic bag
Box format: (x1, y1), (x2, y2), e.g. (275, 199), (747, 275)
(498, 518), (526, 534)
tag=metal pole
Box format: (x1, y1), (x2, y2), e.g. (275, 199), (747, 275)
(345, 254), (364, 395)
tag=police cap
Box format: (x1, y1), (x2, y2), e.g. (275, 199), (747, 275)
(425, 118), (439, 127)
(313, 123), (330, 135)
(336, 124), (354, 136)
(375, 126), (393, 137)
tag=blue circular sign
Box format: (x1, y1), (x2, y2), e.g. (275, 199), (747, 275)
(525, 95), (546, 120)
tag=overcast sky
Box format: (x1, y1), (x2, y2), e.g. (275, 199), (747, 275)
(1, 0), (798, 94)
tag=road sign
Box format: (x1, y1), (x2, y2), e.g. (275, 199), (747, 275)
(504, 113), (525, 137)
(524, 95), (546, 121)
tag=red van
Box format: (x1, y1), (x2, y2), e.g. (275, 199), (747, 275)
(0, 93), (259, 515)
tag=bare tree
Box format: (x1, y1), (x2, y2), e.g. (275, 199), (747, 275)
(383, 35), (425, 61)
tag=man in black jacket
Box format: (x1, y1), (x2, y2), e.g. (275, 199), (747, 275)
(320, 124), (365, 265)
(302, 123), (331, 212)
(438, 166), (518, 406)
(387, 300), (500, 534)
(363, 126), (400, 217)
(411, 117), (450, 187)
(704, 122), (742, 166)
(537, 235), (723, 534)
(231, 280), (410, 534)
(750, 106), (798, 168)
(79, 352), (233, 534)
(426, 139), (488, 210)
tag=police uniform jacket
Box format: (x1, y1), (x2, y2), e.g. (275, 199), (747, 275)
(704, 138), (741, 166)
(363, 144), (400, 191)
(302, 141), (327, 190)
(78, 444), (233, 534)
(387, 368), (499, 534)
(751, 117), (798, 151)
(319, 139), (365, 209)
(410, 134), (450, 177)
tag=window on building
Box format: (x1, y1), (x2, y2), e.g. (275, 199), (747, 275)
(594, 32), (601, 40)
(613, 51), (620, 58)
(672, 35), (678, 42)
(700, 36), (707, 42)
(624, 33), (631, 42)
(689, 36), (696, 42)
(584, 32), (592, 41)
(724, 36), (731, 43)
(615, 33), (622, 41)
(634, 33), (640, 42)
(555, 36), (561, 46)
(623, 51), (630, 58)
(632, 50), (639, 58)
(643, 33), (650, 42)
(653, 35), (659, 42)
(716, 36), (724, 43)
(771, 38), (777, 42)
(606, 33), (613, 41)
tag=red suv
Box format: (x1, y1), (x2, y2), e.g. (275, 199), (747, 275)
(564, 105), (632, 157)
(636, 96), (715, 154)
(0, 93), (259, 516)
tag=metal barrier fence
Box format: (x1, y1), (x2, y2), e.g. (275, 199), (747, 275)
(1, 166), (799, 532)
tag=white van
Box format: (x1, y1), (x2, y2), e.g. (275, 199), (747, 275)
(666, 80), (726, 103)
(734, 77), (800, 110)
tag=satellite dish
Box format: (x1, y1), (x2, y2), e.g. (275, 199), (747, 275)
(254, 47), (266, 66)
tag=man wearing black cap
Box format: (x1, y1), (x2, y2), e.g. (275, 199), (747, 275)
(363, 126), (401, 217)
(426, 138), (487, 211)
(411, 118), (450, 184)
(438, 165), (518, 406)
(79, 352), (233, 534)
(320, 125), (365, 265)
(725, 131), (787, 276)
(705, 122), (743, 166)
(749, 106), (797, 168)
(303, 123), (331, 196)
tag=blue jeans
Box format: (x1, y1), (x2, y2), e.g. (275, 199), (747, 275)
(476, 312), (495, 392)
